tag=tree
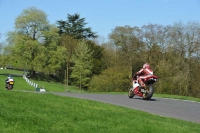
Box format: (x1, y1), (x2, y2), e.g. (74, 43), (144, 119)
(0, 41), (4, 67)
(109, 25), (144, 78)
(15, 7), (48, 40)
(70, 40), (93, 90)
(86, 40), (106, 75)
(36, 25), (65, 75)
(10, 7), (49, 76)
(11, 35), (44, 71)
(89, 66), (130, 92)
(59, 34), (78, 85)
(57, 13), (98, 39)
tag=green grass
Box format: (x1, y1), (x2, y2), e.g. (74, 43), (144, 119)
(0, 69), (83, 92)
(0, 69), (200, 132)
(0, 90), (199, 133)
(0, 73), (33, 91)
(29, 79), (85, 93)
(153, 93), (200, 102)
(0, 69), (25, 75)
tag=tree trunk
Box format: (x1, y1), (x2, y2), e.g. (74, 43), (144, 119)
(80, 73), (82, 90)
(30, 68), (36, 77)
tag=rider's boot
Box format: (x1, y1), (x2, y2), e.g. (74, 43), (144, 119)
(140, 82), (146, 89)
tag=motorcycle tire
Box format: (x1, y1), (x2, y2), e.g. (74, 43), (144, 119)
(143, 85), (154, 100)
(7, 85), (13, 90)
(128, 88), (134, 98)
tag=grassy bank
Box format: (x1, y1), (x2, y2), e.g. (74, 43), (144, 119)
(0, 69), (200, 132)
(153, 93), (200, 102)
(0, 90), (199, 133)
(0, 69), (82, 92)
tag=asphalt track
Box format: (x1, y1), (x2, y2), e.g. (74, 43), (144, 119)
(51, 92), (200, 124)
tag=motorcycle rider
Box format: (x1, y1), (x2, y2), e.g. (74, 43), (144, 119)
(133, 63), (153, 88)
(5, 75), (14, 87)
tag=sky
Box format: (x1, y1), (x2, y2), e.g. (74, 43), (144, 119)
(0, 0), (200, 42)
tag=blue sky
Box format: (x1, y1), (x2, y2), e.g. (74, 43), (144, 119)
(0, 0), (200, 42)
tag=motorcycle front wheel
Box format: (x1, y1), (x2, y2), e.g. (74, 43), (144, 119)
(7, 85), (13, 90)
(143, 85), (154, 100)
(128, 88), (134, 98)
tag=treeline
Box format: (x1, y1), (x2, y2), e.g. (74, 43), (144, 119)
(1, 7), (200, 97)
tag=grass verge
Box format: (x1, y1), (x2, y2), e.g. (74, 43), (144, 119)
(0, 69), (82, 92)
(0, 90), (199, 133)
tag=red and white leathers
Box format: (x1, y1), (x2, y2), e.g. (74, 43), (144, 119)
(135, 63), (153, 88)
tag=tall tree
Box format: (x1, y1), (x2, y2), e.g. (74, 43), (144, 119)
(10, 7), (49, 76)
(57, 13), (98, 39)
(59, 34), (78, 85)
(0, 41), (4, 67)
(70, 40), (93, 90)
(15, 7), (48, 40)
(109, 25), (144, 78)
(86, 40), (106, 75)
(36, 25), (65, 74)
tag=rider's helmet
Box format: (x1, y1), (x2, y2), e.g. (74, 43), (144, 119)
(143, 63), (150, 69)
(8, 75), (12, 79)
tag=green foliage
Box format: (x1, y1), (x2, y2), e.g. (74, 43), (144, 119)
(57, 13), (98, 39)
(15, 6), (48, 39)
(5, 7), (50, 76)
(109, 25), (145, 78)
(101, 42), (118, 68)
(41, 25), (60, 47)
(89, 66), (130, 92)
(37, 25), (65, 74)
(55, 35), (79, 83)
(86, 40), (106, 75)
(70, 40), (94, 90)
(8, 35), (45, 72)
(0, 41), (12, 68)
(45, 46), (67, 73)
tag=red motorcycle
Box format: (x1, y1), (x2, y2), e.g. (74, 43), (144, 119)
(128, 75), (158, 100)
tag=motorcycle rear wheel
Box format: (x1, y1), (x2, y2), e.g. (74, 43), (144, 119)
(143, 85), (154, 100)
(128, 88), (134, 98)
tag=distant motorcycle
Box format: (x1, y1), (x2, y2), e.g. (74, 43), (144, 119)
(128, 75), (158, 100)
(5, 79), (14, 90)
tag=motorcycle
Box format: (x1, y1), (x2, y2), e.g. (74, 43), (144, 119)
(128, 75), (158, 100)
(5, 79), (14, 90)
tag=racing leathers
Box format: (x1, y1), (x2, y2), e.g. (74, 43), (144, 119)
(134, 66), (153, 88)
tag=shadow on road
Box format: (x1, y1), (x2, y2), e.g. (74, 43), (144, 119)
(133, 97), (158, 101)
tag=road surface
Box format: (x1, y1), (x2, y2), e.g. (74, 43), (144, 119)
(51, 92), (200, 124)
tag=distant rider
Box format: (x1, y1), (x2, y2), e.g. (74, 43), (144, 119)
(133, 63), (153, 88)
(5, 75), (14, 87)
